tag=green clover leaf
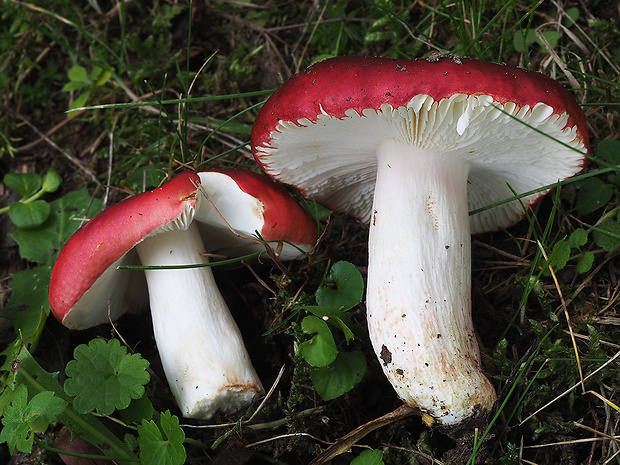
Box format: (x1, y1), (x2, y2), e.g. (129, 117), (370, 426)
(137, 411), (186, 465)
(64, 338), (150, 416)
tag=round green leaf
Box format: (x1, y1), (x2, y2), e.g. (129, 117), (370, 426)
(539, 31), (561, 49)
(352, 449), (385, 465)
(68, 91), (90, 111)
(310, 350), (367, 400)
(576, 252), (595, 274)
(41, 170), (62, 193)
(3, 172), (41, 197)
(597, 138), (620, 165)
(67, 64), (89, 83)
(316, 261), (364, 311)
(575, 177), (613, 215)
(120, 395), (155, 425)
(546, 240), (570, 273)
(298, 316), (338, 367)
(568, 228), (588, 248)
(513, 29), (537, 53)
(593, 221), (620, 252)
(9, 188), (102, 264)
(9, 200), (51, 229)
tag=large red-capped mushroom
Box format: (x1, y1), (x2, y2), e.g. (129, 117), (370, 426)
(49, 170), (317, 419)
(251, 56), (589, 426)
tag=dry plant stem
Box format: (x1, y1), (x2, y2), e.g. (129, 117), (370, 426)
(308, 404), (419, 465)
(569, 331), (620, 350)
(135, 222), (263, 419)
(523, 435), (620, 448)
(537, 240), (584, 391)
(366, 140), (497, 426)
(295, 0), (329, 73)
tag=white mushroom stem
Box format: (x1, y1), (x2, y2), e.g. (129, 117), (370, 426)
(366, 139), (497, 426)
(135, 222), (264, 419)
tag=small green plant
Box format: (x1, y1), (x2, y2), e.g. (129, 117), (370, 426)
(137, 410), (186, 465)
(62, 64), (113, 111)
(296, 260), (368, 400)
(0, 338), (186, 464)
(512, 7), (579, 55)
(0, 385), (66, 454)
(2, 187), (102, 347)
(1, 170), (62, 229)
(534, 138), (620, 277)
(542, 228), (594, 276)
(575, 139), (620, 215)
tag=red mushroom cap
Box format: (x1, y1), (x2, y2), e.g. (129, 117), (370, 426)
(252, 56), (589, 232)
(49, 172), (200, 326)
(252, 55), (588, 145)
(214, 168), (317, 246)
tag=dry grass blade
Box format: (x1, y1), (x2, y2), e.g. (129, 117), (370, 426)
(582, 391), (620, 412)
(536, 240), (584, 391)
(523, 434), (620, 448)
(567, 330), (620, 350)
(295, 0), (330, 73)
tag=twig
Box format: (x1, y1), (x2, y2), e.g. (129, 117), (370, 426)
(308, 404), (419, 465)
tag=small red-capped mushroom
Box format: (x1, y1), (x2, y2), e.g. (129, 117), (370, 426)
(194, 169), (317, 259)
(251, 56), (589, 426)
(49, 170), (317, 419)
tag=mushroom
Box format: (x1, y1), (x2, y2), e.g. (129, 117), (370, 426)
(194, 169), (317, 260)
(251, 56), (589, 426)
(49, 170), (317, 419)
